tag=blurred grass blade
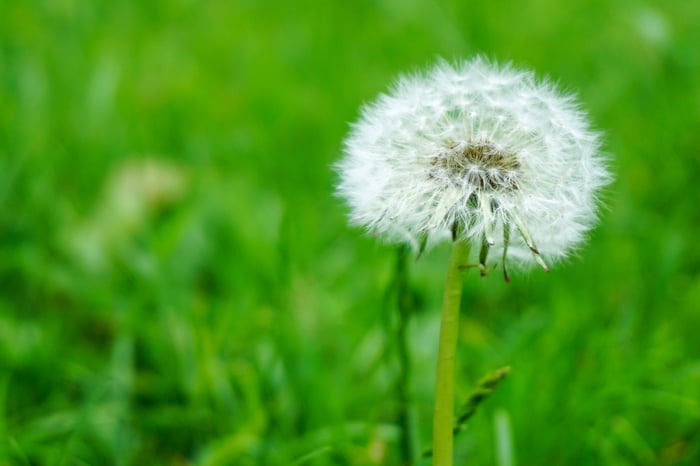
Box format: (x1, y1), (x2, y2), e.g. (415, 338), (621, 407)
(290, 446), (333, 466)
(422, 366), (511, 459)
(494, 409), (516, 466)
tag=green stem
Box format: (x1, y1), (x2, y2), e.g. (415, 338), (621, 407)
(433, 239), (471, 466)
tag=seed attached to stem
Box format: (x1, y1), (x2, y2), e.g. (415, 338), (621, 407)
(479, 192), (496, 246)
(479, 234), (490, 276)
(502, 222), (511, 283)
(510, 212), (550, 272)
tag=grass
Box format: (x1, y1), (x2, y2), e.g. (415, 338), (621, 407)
(1, 0), (700, 464)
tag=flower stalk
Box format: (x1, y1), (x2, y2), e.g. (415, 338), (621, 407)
(433, 239), (471, 466)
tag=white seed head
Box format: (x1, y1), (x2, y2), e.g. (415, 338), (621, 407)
(336, 57), (612, 271)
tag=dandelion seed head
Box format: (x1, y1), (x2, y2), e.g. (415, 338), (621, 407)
(336, 57), (612, 270)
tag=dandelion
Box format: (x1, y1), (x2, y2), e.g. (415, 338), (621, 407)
(337, 57), (610, 278)
(336, 58), (610, 466)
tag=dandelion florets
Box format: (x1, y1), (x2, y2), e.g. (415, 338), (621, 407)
(336, 57), (611, 276)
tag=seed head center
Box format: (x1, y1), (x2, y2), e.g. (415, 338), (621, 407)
(432, 140), (521, 191)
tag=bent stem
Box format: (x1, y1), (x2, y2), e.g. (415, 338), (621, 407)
(433, 239), (471, 466)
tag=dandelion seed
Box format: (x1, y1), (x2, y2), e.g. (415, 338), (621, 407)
(336, 57), (611, 274)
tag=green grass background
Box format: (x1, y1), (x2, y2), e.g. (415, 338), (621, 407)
(1, 0), (699, 464)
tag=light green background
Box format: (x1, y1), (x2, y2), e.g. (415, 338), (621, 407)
(1, 1), (699, 464)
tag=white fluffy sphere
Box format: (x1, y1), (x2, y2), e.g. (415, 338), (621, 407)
(336, 58), (611, 272)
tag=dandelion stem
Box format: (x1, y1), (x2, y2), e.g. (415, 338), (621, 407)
(433, 239), (471, 466)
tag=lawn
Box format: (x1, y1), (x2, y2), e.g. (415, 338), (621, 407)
(1, 1), (699, 464)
